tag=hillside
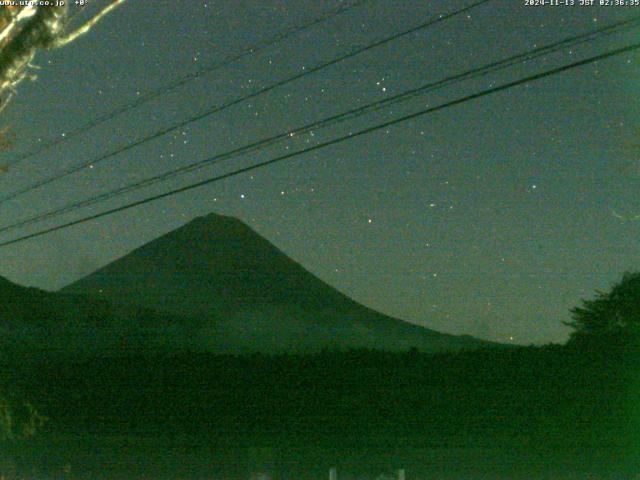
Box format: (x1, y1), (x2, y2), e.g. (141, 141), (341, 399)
(0, 276), (192, 359)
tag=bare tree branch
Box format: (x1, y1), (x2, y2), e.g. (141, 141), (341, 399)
(0, 1), (126, 110)
(53, 0), (126, 48)
(0, 1), (125, 167)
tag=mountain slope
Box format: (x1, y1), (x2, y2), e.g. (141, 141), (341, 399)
(0, 276), (193, 360)
(62, 213), (490, 353)
(65, 214), (368, 315)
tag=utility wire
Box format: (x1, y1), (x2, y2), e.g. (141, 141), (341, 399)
(0, 0), (493, 204)
(2, 0), (368, 171)
(1, 39), (638, 248)
(1, 15), (639, 234)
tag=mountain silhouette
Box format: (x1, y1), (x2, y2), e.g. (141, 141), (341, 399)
(62, 213), (491, 353)
(0, 275), (193, 360)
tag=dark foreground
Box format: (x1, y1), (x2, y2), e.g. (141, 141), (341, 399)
(3, 434), (637, 479)
(1, 344), (638, 479)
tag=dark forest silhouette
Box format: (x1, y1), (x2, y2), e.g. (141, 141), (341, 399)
(0, 271), (638, 477)
(566, 271), (640, 352)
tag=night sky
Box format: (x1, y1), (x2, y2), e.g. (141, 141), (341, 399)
(0, 0), (638, 344)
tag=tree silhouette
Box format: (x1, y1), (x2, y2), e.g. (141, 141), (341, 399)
(0, 1), (126, 455)
(566, 271), (640, 350)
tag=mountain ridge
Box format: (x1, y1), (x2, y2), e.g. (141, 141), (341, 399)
(62, 213), (495, 353)
(0, 275), (195, 359)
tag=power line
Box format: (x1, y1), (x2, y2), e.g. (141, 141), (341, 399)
(2, 15), (639, 234)
(1, 40), (638, 248)
(2, 0), (369, 171)
(0, 0), (493, 205)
